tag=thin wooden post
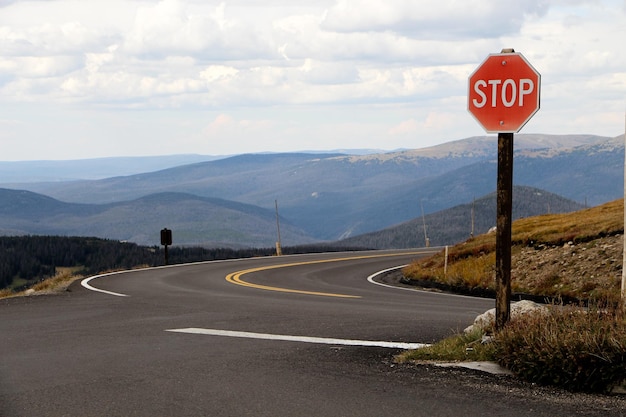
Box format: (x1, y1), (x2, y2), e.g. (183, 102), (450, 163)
(496, 132), (514, 330)
(275, 200), (282, 256)
(622, 112), (626, 311)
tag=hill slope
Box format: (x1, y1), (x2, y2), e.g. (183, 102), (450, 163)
(403, 198), (624, 303)
(335, 186), (585, 249)
(0, 189), (316, 248)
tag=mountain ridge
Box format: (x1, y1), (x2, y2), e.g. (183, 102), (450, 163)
(1, 133), (623, 243)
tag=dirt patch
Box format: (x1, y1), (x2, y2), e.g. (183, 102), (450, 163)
(511, 234), (623, 301)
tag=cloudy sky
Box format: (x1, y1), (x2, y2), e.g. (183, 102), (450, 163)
(1, 0), (625, 161)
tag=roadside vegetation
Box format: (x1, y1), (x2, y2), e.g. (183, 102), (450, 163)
(398, 198), (626, 393)
(0, 266), (86, 298)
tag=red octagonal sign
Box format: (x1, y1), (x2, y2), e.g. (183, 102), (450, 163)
(468, 52), (541, 133)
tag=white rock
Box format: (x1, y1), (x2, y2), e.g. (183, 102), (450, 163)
(464, 300), (545, 334)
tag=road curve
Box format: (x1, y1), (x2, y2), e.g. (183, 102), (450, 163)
(2, 250), (623, 416)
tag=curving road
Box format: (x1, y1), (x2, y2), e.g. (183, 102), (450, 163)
(1, 250), (623, 416)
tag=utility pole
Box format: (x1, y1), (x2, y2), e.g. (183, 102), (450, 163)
(420, 200), (429, 247)
(471, 197), (475, 238)
(275, 199), (282, 256)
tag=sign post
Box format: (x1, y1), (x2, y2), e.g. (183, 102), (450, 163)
(160, 228), (172, 266)
(496, 131), (514, 328)
(468, 49), (541, 329)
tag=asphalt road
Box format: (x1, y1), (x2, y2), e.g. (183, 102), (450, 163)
(2, 249), (625, 416)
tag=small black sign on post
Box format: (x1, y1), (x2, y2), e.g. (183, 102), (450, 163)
(160, 228), (172, 265)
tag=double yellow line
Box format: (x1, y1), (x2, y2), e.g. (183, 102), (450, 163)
(225, 251), (428, 298)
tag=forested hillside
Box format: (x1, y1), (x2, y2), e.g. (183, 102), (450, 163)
(0, 236), (363, 292)
(336, 186), (585, 248)
(0, 236), (261, 291)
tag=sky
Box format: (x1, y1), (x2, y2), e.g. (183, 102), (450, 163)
(0, 0), (625, 161)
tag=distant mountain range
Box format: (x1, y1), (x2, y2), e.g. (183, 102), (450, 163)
(0, 133), (623, 247)
(0, 149), (387, 182)
(0, 155), (225, 182)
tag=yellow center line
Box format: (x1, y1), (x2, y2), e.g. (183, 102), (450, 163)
(225, 250), (431, 298)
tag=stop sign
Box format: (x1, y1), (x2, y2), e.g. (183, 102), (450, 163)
(468, 52), (541, 133)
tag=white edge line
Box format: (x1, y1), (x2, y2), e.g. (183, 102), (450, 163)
(367, 265), (490, 300)
(166, 328), (429, 350)
(367, 265), (413, 291)
(81, 271), (133, 297)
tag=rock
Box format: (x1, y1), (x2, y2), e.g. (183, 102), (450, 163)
(464, 300), (545, 334)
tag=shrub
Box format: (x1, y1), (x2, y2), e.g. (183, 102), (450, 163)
(396, 327), (496, 363)
(494, 304), (626, 393)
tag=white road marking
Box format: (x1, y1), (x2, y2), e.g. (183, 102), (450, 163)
(367, 265), (416, 291)
(166, 328), (429, 349)
(367, 264), (491, 300)
(81, 271), (131, 297)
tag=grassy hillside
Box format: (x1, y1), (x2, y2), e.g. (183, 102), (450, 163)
(403, 198), (624, 303)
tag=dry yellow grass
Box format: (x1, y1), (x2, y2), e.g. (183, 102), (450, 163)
(29, 267), (84, 293)
(512, 199), (623, 245)
(0, 267), (84, 299)
(403, 199), (624, 301)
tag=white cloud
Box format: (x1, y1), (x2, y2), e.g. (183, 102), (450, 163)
(0, 0), (624, 160)
(388, 119), (419, 135)
(124, 0), (217, 57)
(321, 0), (549, 38)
